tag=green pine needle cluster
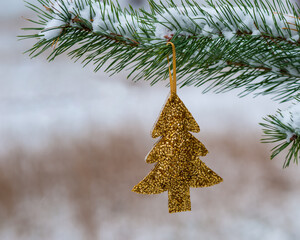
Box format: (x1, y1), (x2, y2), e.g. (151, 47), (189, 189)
(261, 109), (300, 168)
(20, 0), (300, 167)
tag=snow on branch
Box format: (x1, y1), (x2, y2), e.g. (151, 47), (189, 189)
(40, 0), (142, 42)
(261, 101), (300, 167)
(153, 4), (299, 43)
(23, 1), (300, 99)
(278, 103), (300, 141)
(38, 0), (300, 43)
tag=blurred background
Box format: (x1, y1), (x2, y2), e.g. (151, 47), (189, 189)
(1, 0), (300, 239)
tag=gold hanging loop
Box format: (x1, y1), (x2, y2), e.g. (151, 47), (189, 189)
(167, 42), (177, 95)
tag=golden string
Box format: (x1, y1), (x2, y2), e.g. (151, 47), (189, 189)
(167, 42), (177, 95)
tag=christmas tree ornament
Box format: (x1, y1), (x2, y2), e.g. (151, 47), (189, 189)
(132, 42), (223, 213)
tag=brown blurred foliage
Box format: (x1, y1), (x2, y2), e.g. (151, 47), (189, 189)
(0, 129), (299, 239)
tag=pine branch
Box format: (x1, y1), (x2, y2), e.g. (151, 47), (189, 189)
(260, 100), (300, 168)
(20, 0), (300, 101)
(20, 0), (300, 167)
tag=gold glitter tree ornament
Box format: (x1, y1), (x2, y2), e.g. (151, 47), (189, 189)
(132, 42), (223, 213)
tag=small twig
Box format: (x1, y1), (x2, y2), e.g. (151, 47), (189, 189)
(226, 61), (271, 71)
(274, 12), (300, 20)
(282, 27), (299, 32)
(72, 16), (81, 23)
(290, 134), (298, 142)
(21, 16), (31, 21)
(51, 37), (59, 49)
(43, 5), (52, 12)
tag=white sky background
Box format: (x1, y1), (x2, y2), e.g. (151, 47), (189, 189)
(0, 0), (298, 151)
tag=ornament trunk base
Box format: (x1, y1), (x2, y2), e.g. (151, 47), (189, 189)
(168, 185), (191, 213)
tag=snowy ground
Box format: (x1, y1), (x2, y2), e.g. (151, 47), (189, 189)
(0, 1), (299, 240)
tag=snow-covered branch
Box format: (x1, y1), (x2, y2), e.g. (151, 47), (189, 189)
(21, 0), (300, 97)
(20, 0), (300, 166)
(261, 101), (300, 167)
(40, 0), (300, 42)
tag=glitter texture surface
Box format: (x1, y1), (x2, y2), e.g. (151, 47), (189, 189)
(132, 93), (223, 213)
